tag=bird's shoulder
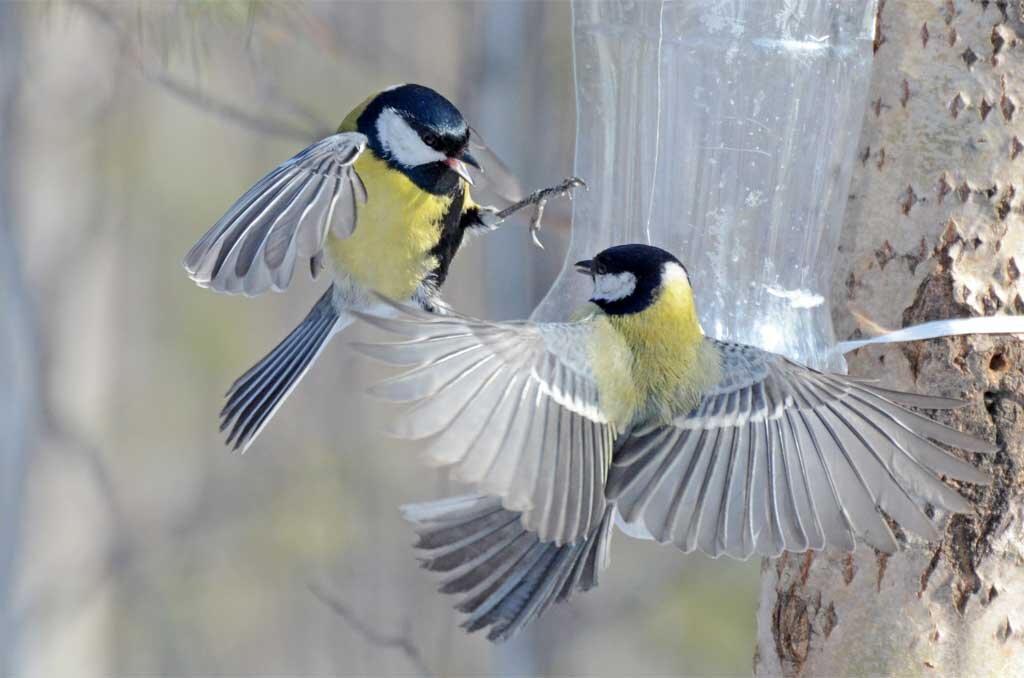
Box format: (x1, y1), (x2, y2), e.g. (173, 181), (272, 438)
(533, 316), (604, 381)
(670, 338), (858, 431)
(701, 338), (777, 395)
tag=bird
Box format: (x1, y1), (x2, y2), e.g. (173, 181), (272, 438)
(352, 243), (996, 642)
(183, 83), (574, 451)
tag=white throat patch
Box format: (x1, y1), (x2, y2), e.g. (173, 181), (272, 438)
(376, 107), (446, 168)
(591, 271), (637, 302)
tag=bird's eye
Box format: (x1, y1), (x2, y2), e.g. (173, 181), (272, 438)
(594, 262), (607, 275)
(421, 131), (439, 148)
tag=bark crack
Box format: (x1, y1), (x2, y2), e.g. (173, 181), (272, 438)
(772, 584), (813, 676)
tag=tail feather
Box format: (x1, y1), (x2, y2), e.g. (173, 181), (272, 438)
(402, 495), (614, 642)
(220, 287), (347, 451)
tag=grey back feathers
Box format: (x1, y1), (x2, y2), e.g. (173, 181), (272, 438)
(184, 133), (368, 296)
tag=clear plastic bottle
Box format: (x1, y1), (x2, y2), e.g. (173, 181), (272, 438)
(533, 0), (878, 371)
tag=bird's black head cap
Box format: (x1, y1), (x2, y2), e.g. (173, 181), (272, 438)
(575, 243), (689, 315)
(358, 84), (471, 193)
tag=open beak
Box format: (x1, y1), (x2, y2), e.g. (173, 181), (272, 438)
(460, 149), (482, 170)
(445, 157), (474, 185)
(574, 259), (594, 277)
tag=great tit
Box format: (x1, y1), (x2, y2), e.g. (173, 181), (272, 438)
(184, 84), (563, 451)
(354, 243), (996, 642)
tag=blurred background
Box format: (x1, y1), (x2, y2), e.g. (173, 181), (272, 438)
(2, 2), (758, 676)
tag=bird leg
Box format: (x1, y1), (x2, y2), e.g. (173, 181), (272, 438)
(491, 176), (588, 249)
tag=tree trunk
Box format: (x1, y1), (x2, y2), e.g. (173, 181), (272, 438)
(755, 1), (1024, 675)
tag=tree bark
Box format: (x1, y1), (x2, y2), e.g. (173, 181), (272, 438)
(755, 1), (1024, 675)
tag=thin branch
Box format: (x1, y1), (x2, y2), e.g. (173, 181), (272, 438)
(308, 582), (432, 677)
(76, 0), (332, 143)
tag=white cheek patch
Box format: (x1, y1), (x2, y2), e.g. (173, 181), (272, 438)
(591, 271), (637, 302)
(376, 107), (446, 168)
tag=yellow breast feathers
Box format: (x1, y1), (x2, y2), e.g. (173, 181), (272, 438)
(328, 153), (461, 299)
(327, 98), (468, 300)
(588, 278), (722, 430)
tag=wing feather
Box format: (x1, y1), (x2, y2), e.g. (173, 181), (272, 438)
(353, 299), (616, 546)
(478, 377), (535, 504)
(773, 418), (810, 552)
(183, 133), (368, 295)
(608, 339), (992, 559)
(789, 409), (857, 551)
(444, 367), (518, 475)
(724, 424), (755, 557)
(781, 411), (828, 551)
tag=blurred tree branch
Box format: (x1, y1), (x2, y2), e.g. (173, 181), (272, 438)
(0, 4), (37, 674)
(308, 583), (431, 677)
(77, 0), (333, 142)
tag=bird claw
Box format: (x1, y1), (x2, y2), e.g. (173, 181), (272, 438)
(529, 202), (547, 250)
(496, 176), (587, 249)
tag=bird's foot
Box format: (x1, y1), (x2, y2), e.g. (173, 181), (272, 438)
(494, 176), (588, 249)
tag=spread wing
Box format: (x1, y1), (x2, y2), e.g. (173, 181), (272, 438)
(183, 133), (369, 296)
(606, 340), (995, 559)
(465, 127), (524, 205)
(352, 298), (615, 546)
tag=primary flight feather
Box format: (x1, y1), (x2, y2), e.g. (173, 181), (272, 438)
(354, 243), (995, 642)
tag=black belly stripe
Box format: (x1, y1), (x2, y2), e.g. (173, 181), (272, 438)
(427, 184), (470, 289)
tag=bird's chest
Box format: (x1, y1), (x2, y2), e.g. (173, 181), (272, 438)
(329, 154), (463, 300)
(590, 304), (714, 431)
